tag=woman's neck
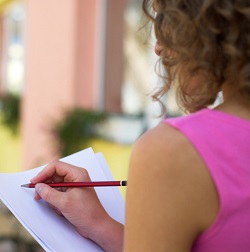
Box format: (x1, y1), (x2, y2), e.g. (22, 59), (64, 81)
(215, 86), (250, 121)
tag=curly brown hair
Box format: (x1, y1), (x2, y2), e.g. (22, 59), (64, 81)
(143, 0), (250, 113)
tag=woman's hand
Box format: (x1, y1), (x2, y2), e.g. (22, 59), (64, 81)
(31, 160), (124, 251)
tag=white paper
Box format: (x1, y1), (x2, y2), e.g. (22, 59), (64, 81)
(0, 148), (125, 252)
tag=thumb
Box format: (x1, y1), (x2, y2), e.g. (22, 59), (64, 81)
(35, 183), (62, 208)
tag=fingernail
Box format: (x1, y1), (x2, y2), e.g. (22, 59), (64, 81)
(30, 175), (38, 183)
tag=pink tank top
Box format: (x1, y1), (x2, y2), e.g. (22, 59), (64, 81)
(164, 108), (250, 252)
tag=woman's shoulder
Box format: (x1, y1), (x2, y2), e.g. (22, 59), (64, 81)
(130, 122), (217, 199)
(131, 121), (192, 163)
(127, 122), (219, 241)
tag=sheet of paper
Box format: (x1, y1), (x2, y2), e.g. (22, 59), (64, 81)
(95, 152), (125, 209)
(0, 148), (125, 252)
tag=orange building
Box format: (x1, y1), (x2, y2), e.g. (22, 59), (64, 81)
(0, 0), (129, 169)
(0, 0), (176, 171)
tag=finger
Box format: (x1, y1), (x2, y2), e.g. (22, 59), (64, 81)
(31, 160), (84, 183)
(35, 183), (64, 209)
(34, 185), (65, 200)
(31, 160), (65, 183)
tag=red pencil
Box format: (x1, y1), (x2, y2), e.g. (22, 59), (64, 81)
(21, 180), (127, 188)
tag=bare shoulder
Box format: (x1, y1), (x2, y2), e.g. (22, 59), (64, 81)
(132, 122), (189, 159)
(129, 122), (202, 177)
(124, 122), (219, 252)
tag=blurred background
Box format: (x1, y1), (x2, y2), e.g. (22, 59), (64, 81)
(0, 0), (180, 251)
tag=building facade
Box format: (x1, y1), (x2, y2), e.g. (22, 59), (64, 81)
(0, 0), (129, 169)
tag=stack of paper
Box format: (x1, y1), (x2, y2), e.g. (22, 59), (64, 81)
(0, 148), (125, 251)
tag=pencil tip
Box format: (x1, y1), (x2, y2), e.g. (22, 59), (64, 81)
(21, 184), (29, 188)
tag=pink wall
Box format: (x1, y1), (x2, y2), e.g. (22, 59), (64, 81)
(75, 0), (97, 108)
(22, 0), (98, 169)
(21, 0), (128, 170)
(105, 0), (127, 112)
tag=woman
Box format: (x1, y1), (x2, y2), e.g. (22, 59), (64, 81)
(31, 0), (250, 251)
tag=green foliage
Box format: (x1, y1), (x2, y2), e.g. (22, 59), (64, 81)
(0, 94), (20, 135)
(53, 108), (108, 156)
